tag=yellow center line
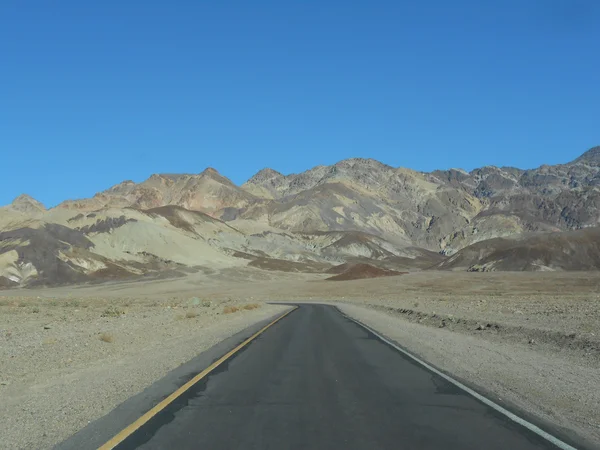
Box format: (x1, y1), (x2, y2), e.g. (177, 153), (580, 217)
(98, 306), (297, 450)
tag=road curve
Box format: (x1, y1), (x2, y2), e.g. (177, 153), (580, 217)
(108, 304), (564, 449)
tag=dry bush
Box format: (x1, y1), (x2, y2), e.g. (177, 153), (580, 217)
(99, 333), (114, 343)
(101, 306), (125, 317)
(223, 305), (240, 314)
(242, 303), (261, 310)
(185, 311), (198, 319)
(65, 300), (81, 308)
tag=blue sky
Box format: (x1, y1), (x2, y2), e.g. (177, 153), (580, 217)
(1, 1), (598, 207)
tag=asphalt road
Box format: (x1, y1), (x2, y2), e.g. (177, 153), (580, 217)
(111, 304), (562, 450)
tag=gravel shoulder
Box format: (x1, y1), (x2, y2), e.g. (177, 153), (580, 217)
(0, 296), (289, 450)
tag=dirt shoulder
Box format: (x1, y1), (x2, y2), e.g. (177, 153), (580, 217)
(0, 296), (289, 450)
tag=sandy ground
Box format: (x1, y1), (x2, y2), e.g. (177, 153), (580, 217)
(0, 295), (289, 449)
(1, 268), (599, 448)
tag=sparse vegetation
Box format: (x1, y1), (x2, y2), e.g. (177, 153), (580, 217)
(101, 306), (125, 317)
(99, 333), (114, 343)
(64, 299), (81, 308)
(32, 306), (40, 313)
(222, 303), (261, 313)
(223, 305), (240, 314)
(242, 303), (261, 310)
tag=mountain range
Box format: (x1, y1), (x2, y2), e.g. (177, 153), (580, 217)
(1, 146), (599, 287)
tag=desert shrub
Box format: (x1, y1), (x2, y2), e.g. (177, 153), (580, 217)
(223, 306), (240, 314)
(242, 303), (260, 310)
(101, 306), (125, 317)
(99, 333), (114, 343)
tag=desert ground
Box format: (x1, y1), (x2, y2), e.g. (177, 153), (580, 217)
(1, 269), (599, 449)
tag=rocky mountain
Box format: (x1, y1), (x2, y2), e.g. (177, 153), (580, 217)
(8, 194), (47, 216)
(240, 148), (600, 254)
(1, 145), (600, 287)
(57, 168), (258, 214)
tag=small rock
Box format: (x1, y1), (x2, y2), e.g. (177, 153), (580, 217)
(0, 381), (9, 386)
(529, 339), (536, 345)
(476, 324), (485, 331)
(43, 325), (51, 330)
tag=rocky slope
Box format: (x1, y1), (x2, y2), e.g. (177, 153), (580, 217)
(2, 145), (600, 286)
(435, 227), (600, 272)
(0, 199), (427, 287)
(57, 168), (258, 214)
(57, 146), (600, 253)
(242, 147), (600, 254)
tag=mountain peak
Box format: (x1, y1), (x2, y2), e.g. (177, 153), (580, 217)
(199, 167), (237, 187)
(335, 157), (389, 167)
(11, 194), (46, 213)
(246, 168), (284, 184)
(103, 180), (136, 194)
(572, 146), (600, 165)
(200, 167), (220, 176)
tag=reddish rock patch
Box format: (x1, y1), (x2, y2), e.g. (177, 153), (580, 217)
(325, 263), (406, 281)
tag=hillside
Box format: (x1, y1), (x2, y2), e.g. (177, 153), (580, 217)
(434, 227), (600, 272)
(2, 145), (600, 286)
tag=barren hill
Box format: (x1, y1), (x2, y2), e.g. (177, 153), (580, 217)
(57, 169), (258, 214)
(2, 145), (600, 286)
(435, 227), (600, 272)
(325, 263), (405, 281)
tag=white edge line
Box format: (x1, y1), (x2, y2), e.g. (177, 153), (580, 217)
(339, 310), (579, 450)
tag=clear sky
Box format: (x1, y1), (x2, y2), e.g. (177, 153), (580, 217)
(1, 1), (598, 207)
